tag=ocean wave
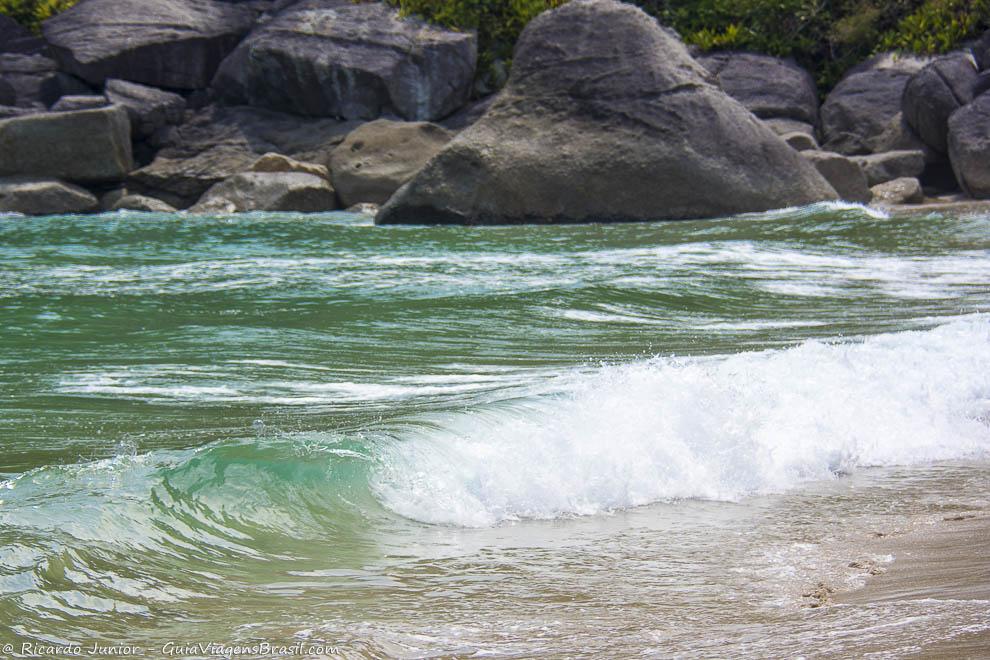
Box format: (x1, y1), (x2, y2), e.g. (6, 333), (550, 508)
(371, 316), (990, 526)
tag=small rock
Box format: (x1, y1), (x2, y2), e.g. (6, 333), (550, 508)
(783, 131), (818, 151)
(189, 172), (337, 213)
(802, 151), (872, 203)
(249, 153), (330, 182)
(802, 581), (835, 608)
(50, 94), (108, 112)
(871, 177), (924, 205)
(111, 194), (177, 213)
(0, 176), (98, 215)
(852, 150), (926, 186)
(762, 117), (815, 137)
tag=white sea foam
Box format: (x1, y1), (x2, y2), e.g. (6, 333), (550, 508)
(373, 316), (990, 526)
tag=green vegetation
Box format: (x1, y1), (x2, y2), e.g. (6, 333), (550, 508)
(3, 0), (988, 91)
(385, 0), (568, 92)
(387, 0), (990, 91)
(0, 0), (76, 32)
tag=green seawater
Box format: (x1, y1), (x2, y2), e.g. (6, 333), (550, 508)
(1, 204), (989, 657)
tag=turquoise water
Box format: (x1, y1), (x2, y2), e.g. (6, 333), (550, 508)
(1, 204), (989, 657)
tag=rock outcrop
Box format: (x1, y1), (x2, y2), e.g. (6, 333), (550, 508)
(128, 105), (356, 207)
(377, 0), (836, 226)
(902, 53), (978, 154)
(821, 53), (929, 155)
(212, 0), (477, 121)
(189, 172), (337, 213)
(330, 119), (453, 207)
(0, 106), (132, 183)
(0, 177), (98, 214)
(947, 93), (990, 198)
(698, 52), (819, 126)
(42, 0), (258, 89)
(801, 151), (872, 203)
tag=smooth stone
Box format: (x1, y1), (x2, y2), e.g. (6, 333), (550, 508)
(852, 150), (926, 186)
(42, 0), (258, 89)
(111, 194), (177, 212)
(870, 177), (924, 205)
(0, 78), (14, 106)
(903, 53), (978, 153)
(189, 171), (337, 213)
(801, 151), (872, 203)
(761, 118), (816, 137)
(50, 95), (108, 112)
(330, 119), (453, 207)
(0, 176), (98, 214)
(783, 132), (818, 151)
(378, 0), (836, 225)
(698, 52), (819, 125)
(0, 106), (133, 183)
(212, 0), (477, 121)
(249, 153), (330, 182)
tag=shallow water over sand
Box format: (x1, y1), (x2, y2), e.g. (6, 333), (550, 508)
(1, 203), (989, 657)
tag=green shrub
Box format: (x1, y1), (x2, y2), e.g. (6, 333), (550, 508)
(387, 0), (567, 93)
(0, 0), (77, 33)
(880, 0), (990, 53)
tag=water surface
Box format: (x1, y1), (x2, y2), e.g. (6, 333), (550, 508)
(1, 204), (989, 657)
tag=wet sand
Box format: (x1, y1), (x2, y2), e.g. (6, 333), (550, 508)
(835, 511), (990, 657)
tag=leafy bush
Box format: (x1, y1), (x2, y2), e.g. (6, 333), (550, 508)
(387, 0), (567, 93)
(0, 0), (77, 33)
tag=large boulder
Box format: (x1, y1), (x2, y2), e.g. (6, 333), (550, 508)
(330, 120), (453, 206)
(697, 52), (818, 125)
(189, 172), (338, 213)
(902, 53), (978, 154)
(0, 106), (133, 183)
(127, 105), (357, 207)
(377, 0), (836, 226)
(0, 177), (98, 214)
(800, 151), (872, 203)
(821, 53), (930, 155)
(104, 79), (186, 140)
(42, 0), (258, 89)
(851, 150), (926, 186)
(212, 0), (477, 121)
(0, 54), (53, 109)
(0, 15), (47, 55)
(947, 93), (990, 198)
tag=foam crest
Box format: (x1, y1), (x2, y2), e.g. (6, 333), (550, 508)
(372, 317), (990, 526)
